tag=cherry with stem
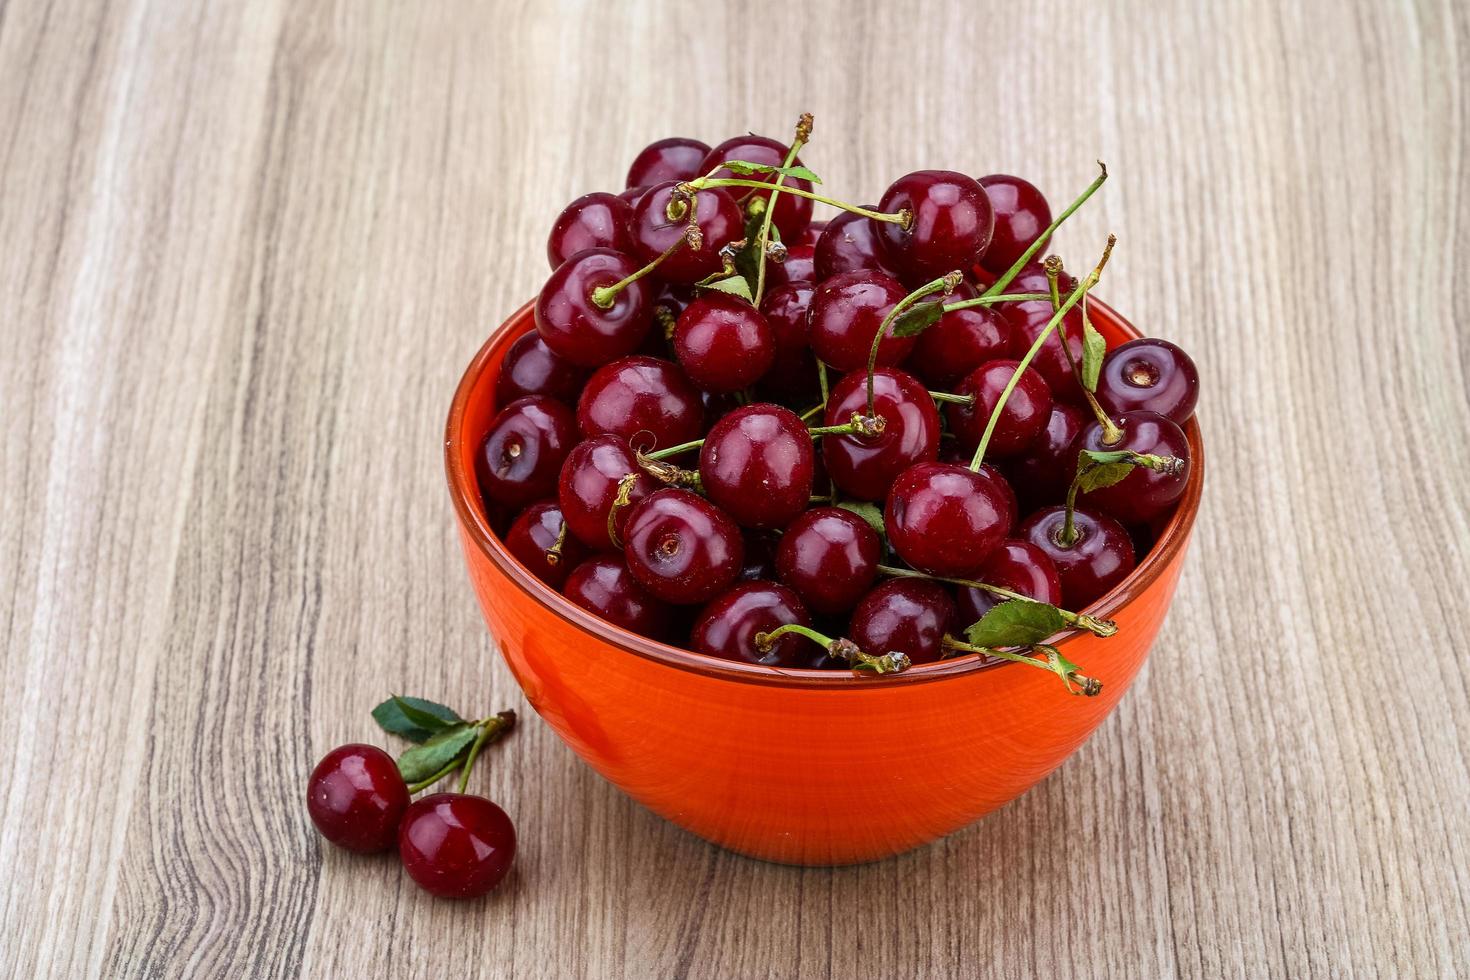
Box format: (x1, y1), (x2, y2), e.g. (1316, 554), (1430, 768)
(753, 623), (911, 674)
(874, 563), (1117, 637)
(939, 636), (1102, 696)
(862, 270), (964, 418)
(980, 162), (1109, 299)
(1045, 255), (1123, 443)
(589, 230), (693, 310)
(1058, 448), (1185, 545)
(752, 113), (814, 307)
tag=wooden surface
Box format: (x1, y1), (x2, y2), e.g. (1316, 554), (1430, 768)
(3, 0), (1468, 976)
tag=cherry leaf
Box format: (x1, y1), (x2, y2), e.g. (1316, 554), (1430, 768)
(1076, 460), (1134, 494)
(965, 599), (1067, 649)
(1080, 304), (1107, 392)
(889, 300), (945, 339)
(836, 501), (886, 537)
(775, 164), (821, 184)
(373, 695), (464, 743)
(722, 159), (776, 176)
(702, 275), (753, 302)
(395, 724), (477, 783)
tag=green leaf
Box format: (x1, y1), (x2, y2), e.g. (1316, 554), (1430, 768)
(889, 300), (945, 339)
(1080, 306), (1107, 392)
(395, 723), (478, 783)
(965, 599), (1067, 649)
(836, 501), (886, 537)
(372, 695), (464, 743)
(1076, 460), (1134, 494)
(702, 275), (753, 301)
(721, 160), (822, 184)
(774, 164), (821, 184)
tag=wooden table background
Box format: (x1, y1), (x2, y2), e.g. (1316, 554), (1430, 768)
(3, 0), (1468, 976)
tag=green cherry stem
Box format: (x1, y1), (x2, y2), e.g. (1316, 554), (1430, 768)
(752, 113), (813, 307)
(644, 438), (705, 461)
(684, 178), (913, 228)
(808, 413), (886, 439)
(940, 291), (1053, 312)
(590, 232), (689, 309)
(406, 758), (463, 794)
(865, 271), (963, 418)
(929, 390), (974, 406)
(969, 234), (1117, 471)
(875, 564), (1117, 637)
(980, 162), (1108, 299)
(455, 711), (516, 795)
(753, 625), (911, 674)
(940, 637), (1102, 696)
(1060, 450), (1182, 545)
(1046, 256), (1122, 444)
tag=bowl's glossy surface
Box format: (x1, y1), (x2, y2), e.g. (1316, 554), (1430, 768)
(446, 298), (1203, 866)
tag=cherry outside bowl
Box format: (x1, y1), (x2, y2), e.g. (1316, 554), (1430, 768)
(446, 297), (1204, 866)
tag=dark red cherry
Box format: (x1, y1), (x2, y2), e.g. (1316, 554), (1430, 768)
(775, 506), (881, 614)
(562, 554), (674, 640)
(798, 220), (827, 247)
(629, 181), (744, 284)
(978, 175), (1052, 274)
(504, 500), (589, 589)
(1071, 411), (1191, 523)
(306, 744), (409, 853)
(496, 331), (589, 407)
(1019, 506), (1135, 609)
(546, 192), (635, 270)
(814, 208), (901, 280)
(884, 462), (1010, 577)
(1003, 300), (1087, 404)
(673, 295), (775, 392)
(758, 281), (819, 397)
(626, 137), (712, 188)
(876, 170), (994, 284)
(1095, 338), (1200, 424)
(935, 449), (1017, 532)
(576, 356), (704, 449)
(622, 489), (744, 604)
(738, 530), (781, 581)
(691, 581), (812, 666)
(1007, 403), (1090, 508)
(807, 269), (914, 371)
(954, 539), (1062, 625)
(700, 135), (814, 240)
(849, 579), (956, 666)
(822, 368), (940, 501)
(536, 248), (654, 367)
(476, 395), (577, 509)
(618, 185), (647, 205)
(945, 359), (1053, 456)
(699, 404), (814, 529)
(398, 793), (516, 900)
(763, 243), (816, 291)
(908, 304), (1013, 389)
(557, 435), (655, 549)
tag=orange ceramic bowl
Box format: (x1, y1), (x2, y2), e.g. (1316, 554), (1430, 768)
(446, 298), (1203, 866)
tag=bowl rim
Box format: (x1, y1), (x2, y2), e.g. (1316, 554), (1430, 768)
(445, 296), (1204, 690)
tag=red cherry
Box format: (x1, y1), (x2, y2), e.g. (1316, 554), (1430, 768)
(884, 462), (1010, 577)
(907, 304), (1012, 390)
(798, 220), (827, 247)
(1006, 403), (1089, 509)
(699, 404), (814, 529)
(629, 181), (744, 284)
(978, 175), (1052, 274)
(476, 395), (577, 509)
(849, 579), (956, 665)
(775, 507), (881, 614)
(762, 243), (816, 291)
(700, 135), (814, 240)
(563, 554), (674, 640)
(813, 208), (901, 280)
(876, 170), (994, 284)
(673, 295), (775, 392)
(398, 793), (516, 899)
(504, 500), (589, 588)
(757, 281), (819, 398)
(1019, 506), (1136, 609)
(1071, 411), (1191, 523)
(691, 581), (812, 666)
(625, 137), (711, 188)
(576, 356), (704, 448)
(546, 192), (634, 270)
(1002, 296), (1086, 404)
(536, 248), (654, 367)
(822, 367), (940, 501)
(1095, 339), (1200, 424)
(945, 359), (1053, 456)
(306, 744), (409, 853)
(557, 435), (656, 548)
(954, 539), (1062, 625)
(495, 332), (589, 407)
(807, 270), (914, 371)
(622, 489), (744, 604)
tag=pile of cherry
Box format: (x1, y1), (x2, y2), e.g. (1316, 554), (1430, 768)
(479, 114), (1198, 691)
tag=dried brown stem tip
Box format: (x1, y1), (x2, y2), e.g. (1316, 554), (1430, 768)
(849, 412), (887, 438)
(795, 112), (814, 143)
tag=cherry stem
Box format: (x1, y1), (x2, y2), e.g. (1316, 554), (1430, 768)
(798, 403), (825, 422)
(817, 360), (830, 406)
(808, 412), (886, 439)
(406, 759), (462, 794)
(940, 291), (1052, 312)
(863, 272), (962, 418)
(1061, 450), (1183, 544)
(634, 450), (702, 489)
(644, 438), (704, 460)
(606, 473), (641, 548)
(1046, 256), (1121, 442)
(753, 625), (911, 674)
(455, 711), (517, 795)
(590, 233), (688, 309)
(685, 177), (912, 228)
(752, 113), (812, 307)
(940, 637), (1102, 696)
(969, 234), (1117, 471)
(980, 161), (1108, 299)
(875, 563), (1117, 637)
(929, 390), (973, 406)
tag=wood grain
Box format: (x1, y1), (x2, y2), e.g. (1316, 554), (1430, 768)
(2, 0), (1467, 976)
